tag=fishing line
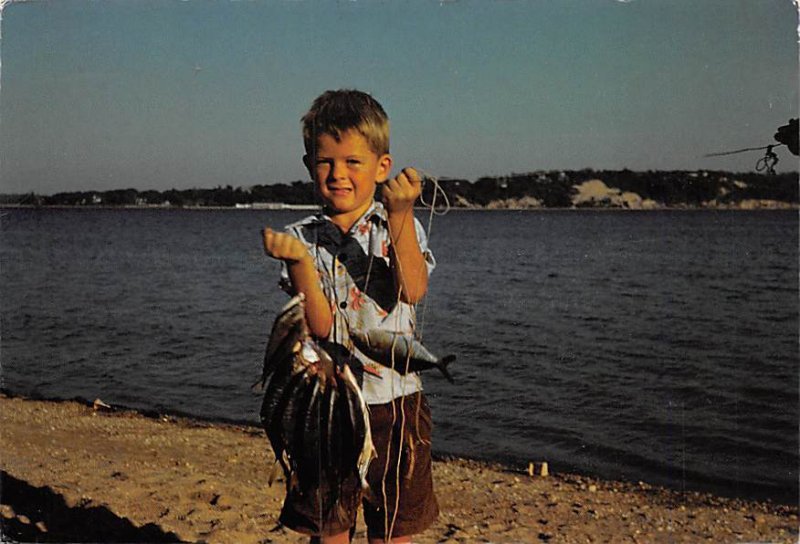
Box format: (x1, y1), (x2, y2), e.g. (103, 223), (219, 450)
(315, 230), (327, 534)
(328, 203), (398, 542)
(755, 145), (779, 175)
(302, 170), (444, 540)
(703, 144), (775, 157)
(386, 304), (413, 542)
(704, 143), (786, 175)
(308, 226), (354, 534)
(380, 284), (406, 541)
(391, 175), (439, 539)
(378, 169), (446, 542)
(375, 221), (412, 539)
(418, 170), (452, 218)
(413, 175), (443, 447)
(415, 170), (448, 340)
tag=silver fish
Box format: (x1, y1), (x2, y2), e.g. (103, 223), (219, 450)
(340, 363), (376, 488)
(349, 329), (456, 383)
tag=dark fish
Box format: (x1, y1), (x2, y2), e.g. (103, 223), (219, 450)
(321, 385), (340, 494)
(284, 373), (316, 464)
(254, 295), (307, 389)
(298, 379), (322, 492)
(257, 293), (375, 515)
(276, 371), (313, 479)
(349, 329), (456, 383)
(262, 366), (308, 474)
(259, 361), (303, 431)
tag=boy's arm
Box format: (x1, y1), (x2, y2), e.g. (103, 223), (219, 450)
(381, 167), (429, 304)
(262, 228), (332, 338)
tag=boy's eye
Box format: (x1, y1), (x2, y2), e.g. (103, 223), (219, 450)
(347, 159), (362, 166)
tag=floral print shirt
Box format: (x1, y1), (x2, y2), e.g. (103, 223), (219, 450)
(280, 201), (436, 405)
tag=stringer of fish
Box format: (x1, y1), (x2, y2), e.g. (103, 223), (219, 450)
(258, 294), (376, 520)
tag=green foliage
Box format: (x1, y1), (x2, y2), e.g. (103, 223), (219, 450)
(5, 170), (797, 208)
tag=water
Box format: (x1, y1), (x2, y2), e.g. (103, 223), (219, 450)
(1, 208), (796, 503)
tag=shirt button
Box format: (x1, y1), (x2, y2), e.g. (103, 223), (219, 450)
(339, 301), (347, 309)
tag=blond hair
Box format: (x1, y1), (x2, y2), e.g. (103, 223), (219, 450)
(302, 89), (390, 156)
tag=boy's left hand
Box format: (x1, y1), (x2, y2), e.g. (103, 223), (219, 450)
(381, 167), (422, 214)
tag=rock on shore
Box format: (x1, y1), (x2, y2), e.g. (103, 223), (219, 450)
(0, 394), (796, 543)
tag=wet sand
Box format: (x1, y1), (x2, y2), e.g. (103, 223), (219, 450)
(0, 394), (796, 543)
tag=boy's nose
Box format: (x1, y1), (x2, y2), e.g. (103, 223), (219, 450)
(331, 161), (348, 180)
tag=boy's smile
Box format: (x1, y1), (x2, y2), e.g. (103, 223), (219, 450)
(305, 130), (392, 231)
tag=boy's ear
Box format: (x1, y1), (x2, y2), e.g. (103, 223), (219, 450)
(376, 153), (393, 183)
(302, 154), (313, 177)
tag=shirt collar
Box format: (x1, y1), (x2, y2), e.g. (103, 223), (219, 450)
(300, 200), (387, 235)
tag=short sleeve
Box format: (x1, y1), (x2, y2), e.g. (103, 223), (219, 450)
(414, 217), (436, 275)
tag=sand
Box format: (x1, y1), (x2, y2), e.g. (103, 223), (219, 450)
(0, 394), (796, 543)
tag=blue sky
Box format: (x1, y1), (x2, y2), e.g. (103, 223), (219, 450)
(1, 0), (797, 194)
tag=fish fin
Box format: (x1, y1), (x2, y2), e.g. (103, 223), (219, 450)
(288, 471), (299, 491)
(267, 459), (283, 486)
(360, 479), (375, 502)
(362, 364), (383, 379)
(439, 354), (456, 384)
(251, 378), (266, 392)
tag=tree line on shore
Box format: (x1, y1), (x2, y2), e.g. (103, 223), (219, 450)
(2, 169), (797, 208)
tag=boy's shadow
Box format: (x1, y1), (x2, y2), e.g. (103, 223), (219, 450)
(1, 470), (182, 543)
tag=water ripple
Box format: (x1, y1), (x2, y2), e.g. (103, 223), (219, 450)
(1, 208), (796, 503)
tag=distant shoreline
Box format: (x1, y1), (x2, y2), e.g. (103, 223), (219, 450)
(1, 203), (797, 212)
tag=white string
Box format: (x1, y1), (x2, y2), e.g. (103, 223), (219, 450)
(381, 170), (446, 542)
(417, 170), (452, 220)
(413, 170), (448, 341)
(306, 172), (446, 541)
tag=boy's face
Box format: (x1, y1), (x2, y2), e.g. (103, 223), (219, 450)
(305, 130), (392, 229)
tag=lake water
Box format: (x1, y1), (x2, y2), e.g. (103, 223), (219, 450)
(1, 208), (796, 503)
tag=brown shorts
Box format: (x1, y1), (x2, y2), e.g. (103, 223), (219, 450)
(279, 391), (439, 538)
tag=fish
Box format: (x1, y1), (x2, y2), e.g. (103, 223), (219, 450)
(340, 363), (376, 488)
(321, 385), (341, 493)
(257, 294), (376, 516)
(297, 379), (323, 492)
(349, 328), (456, 383)
(253, 296), (307, 390)
(260, 365), (307, 478)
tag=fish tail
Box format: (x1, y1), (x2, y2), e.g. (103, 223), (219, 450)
(360, 481), (375, 501)
(438, 355), (456, 383)
(251, 378), (266, 392)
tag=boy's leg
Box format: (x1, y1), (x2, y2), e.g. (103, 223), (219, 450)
(310, 532), (351, 544)
(362, 392), (439, 541)
(368, 537), (411, 544)
(309, 523), (358, 543)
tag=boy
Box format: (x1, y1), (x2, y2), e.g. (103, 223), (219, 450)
(262, 89), (439, 543)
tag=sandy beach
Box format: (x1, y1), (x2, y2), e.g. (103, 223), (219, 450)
(0, 394), (796, 543)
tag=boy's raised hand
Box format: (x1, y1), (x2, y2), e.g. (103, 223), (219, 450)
(381, 167), (422, 214)
(262, 228), (309, 263)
